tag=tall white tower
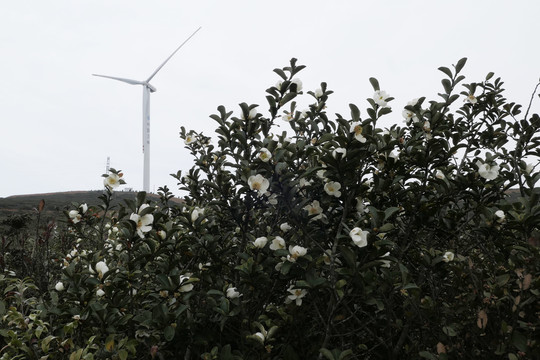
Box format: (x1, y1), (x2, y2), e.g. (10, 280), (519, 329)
(93, 27), (201, 192)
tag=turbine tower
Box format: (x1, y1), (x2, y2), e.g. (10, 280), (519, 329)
(93, 27), (201, 192)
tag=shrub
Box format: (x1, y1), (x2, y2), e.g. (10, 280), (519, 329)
(1, 58), (539, 359)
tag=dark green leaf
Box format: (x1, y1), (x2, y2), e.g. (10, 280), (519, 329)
(454, 57), (467, 73)
(164, 326), (175, 341)
(438, 66), (453, 79)
(349, 104), (361, 122)
(419, 351), (438, 360)
(369, 77), (380, 91)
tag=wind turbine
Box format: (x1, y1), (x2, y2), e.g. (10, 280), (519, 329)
(93, 27), (201, 193)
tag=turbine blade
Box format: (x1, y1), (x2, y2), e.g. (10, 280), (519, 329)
(145, 26), (202, 83)
(92, 74), (145, 86)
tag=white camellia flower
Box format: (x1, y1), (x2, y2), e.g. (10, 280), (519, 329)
(407, 98), (419, 107)
(280, 223), (292, 232)
(242, 107), (258, 120)
(380, 252), (391, 268)
(80, 203), (88, 214)
(226, 286), (241, 299)
(95, 261), (109, 279)
(248, 174), (270, 195)
(55, 281), (65, 291)
(373, 90), (391, 108)
(287, 245), (307, 262)
(304, 200), (323, 220)
(253, 236), (268, 248)
(316, 169), (327, 180)
(254, 332), (265, 342)
(350, 121), (367, 143)
(332, 147), (347, 158)
(179, 275), (194, 293)
(258, 148), (272, 162)
(69, 210), (82, 224)
(157, 230), (166, 240)
(103, 173), (122, 190)
(435, 170), (445, 180)
(269, 236), (286, 250)
(281, 113), (294, 122)
(130, 205), (154, 238)
(389, 151), (399, 160)
(356, 197), (368, 214)
(324, 181), (342, 198)
(184, 133), (196, 145)
(442, 251), (455, 263)
(350, 227), (369, 248)
(299, 178), (312, 188)
(285, 286), (308, 306)
(290, 78), (303, 92)
(465, 94), (478, 104)
(191, 207), (204, 222)
(402, 98), (420, 123)
(96, 289), (105, 297)
(314, 88), (323, 98)
(402, 109), (419, 124)
(495, 210), (505, 223)
(476, 160), (500, 180)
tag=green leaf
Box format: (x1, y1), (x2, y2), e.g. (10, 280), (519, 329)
(118, 349), (128, 360)
(70, 349), (83, 360)
(207, 289), (224, 296)
(105, 334), (115, 352)
(496, 274), (510, 286)
(338, 245), (356, 269)
(280, 92), (297, 106)
(454, 57), (467, 73)
(419, 351), (438, 360)
(349, 104), (361, 122)
(442, 79), (452, 94)
(378, 223), (394, 232)
(164, 326), (175, 341)
(41, 335), (56, 353)
(442, 325), (457, 337)
(273, 68), (288, 81)
(320, 348), (336, 360)
(438, 66), (453, 79)
(136, 191), (147, 208)
(369, 77), (380, 91)
(280, 261), (293, 275)
(283, 345), (300, 360)
(511, 331), (527, 352)
(338, 349), (353, 360)
(383, 207), (400, 221)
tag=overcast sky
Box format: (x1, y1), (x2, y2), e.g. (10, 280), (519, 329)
(1, 1), (539, 198)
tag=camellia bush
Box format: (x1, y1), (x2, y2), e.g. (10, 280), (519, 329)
(1, 58), (539, 359)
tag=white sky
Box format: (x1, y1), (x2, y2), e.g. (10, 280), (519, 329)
(1, 1), (539, 198)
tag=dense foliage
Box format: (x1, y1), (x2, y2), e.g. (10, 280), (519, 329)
(1, 58), (539, 359)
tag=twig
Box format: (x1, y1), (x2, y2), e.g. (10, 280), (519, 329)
(524, 80), (540, 121)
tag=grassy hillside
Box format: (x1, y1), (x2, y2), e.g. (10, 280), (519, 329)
(0, 190), (181, 223)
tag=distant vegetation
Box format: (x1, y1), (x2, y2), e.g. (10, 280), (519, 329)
(0, 190), (179, 221)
